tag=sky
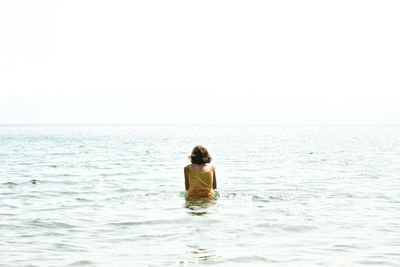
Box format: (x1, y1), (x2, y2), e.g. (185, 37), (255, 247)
(0, 0), (399, 124)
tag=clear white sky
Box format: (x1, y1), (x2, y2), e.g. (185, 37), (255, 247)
(0, 0), (399, 124)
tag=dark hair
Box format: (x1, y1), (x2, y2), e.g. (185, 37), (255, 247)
(189, 145), (212, 164)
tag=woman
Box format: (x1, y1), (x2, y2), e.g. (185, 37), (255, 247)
(184, 145), (217, 199)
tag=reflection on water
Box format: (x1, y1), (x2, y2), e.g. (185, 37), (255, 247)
(185, 198), (216, 216)
(187, 244), (217, 262)
(184, 197), (219, 263)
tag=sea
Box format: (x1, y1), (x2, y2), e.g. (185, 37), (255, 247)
(1, 125), (399, 267)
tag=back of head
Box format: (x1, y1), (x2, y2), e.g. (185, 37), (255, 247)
(190, 145), (212, 164)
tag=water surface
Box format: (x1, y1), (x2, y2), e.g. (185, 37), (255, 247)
(1, 126), (399, 266)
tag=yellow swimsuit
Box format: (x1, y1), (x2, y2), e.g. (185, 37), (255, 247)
(187, 165), (215, 199)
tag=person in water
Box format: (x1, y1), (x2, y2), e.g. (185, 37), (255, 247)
(184, 145), (217, 199)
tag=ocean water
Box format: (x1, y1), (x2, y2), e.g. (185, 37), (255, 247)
(1, 125), (400, 267)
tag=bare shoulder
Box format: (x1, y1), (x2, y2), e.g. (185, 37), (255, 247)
(206, 163), (215, 171)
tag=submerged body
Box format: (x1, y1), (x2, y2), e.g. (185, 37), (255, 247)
(184, 163), (217, 199)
